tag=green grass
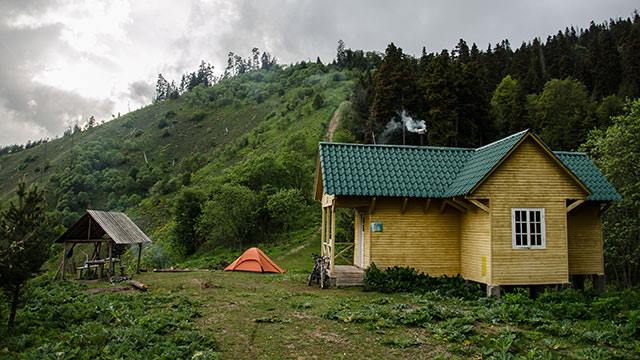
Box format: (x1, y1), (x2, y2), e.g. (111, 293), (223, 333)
(3, 235), (640, 359)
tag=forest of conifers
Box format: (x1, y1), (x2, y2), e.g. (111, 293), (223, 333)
(337, 14), (640, 151)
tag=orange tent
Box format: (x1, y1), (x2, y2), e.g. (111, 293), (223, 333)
(224, 247), (286, 273)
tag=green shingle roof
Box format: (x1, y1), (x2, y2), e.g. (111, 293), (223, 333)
(319, 130), (620, 201)
(445, 130), (528, 197)
(319, 142), (473, 198)
(554, 151), (621, 201)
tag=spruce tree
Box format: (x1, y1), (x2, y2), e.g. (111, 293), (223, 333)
(0, 182), (51, 330)
(336, 40), (347, 67)
(369, 43), (420, 142)
(422, 50), (458, 146)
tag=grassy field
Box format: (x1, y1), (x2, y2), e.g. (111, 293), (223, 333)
(3, 235), (639, 359)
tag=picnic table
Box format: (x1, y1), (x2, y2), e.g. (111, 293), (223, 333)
(76, 258), (123, 280)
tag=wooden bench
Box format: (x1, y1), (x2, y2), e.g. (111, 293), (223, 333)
(76, 264), (100, 280)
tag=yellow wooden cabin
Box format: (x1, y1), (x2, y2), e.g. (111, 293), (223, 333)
(314, 130), (620, 295)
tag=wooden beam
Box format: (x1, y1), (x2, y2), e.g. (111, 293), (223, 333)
(567, 199), (585, 213)
(128, 280), (149, 291)
(334, 197), (371, 208)
(441, 200), (466, 213)
(322, 194), (335, 208)
(324, 207), (330, 256)
(452, 198), (473, 211)
(331, 204), (336, 273)
(599, 202), (611, 216)
(401, 197), (409, 214)
(369, 197), (377, 215)
(136, 243), (142, 274)
(62, 239), (111, 243)
(108, 241), (113, 277)
(61, 241), (67, 281)
(320, 207), (325, 257)
(423, 198), (431, 214)
(334, 243), (354, 261)
(468, 199), (490, 213)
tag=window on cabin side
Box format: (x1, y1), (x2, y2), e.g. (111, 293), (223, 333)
(511, 208), (545, 248)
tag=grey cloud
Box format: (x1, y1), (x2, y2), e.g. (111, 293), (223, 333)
(127, 80), (154, 104)
(0, 5), (114, 145)
(1, 0), (638, 146)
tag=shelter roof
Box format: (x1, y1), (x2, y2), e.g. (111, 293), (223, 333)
(56, 210), (152, 244)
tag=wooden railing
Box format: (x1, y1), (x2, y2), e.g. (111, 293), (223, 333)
(334, 242), (354, 264)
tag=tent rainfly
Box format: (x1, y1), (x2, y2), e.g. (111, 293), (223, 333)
(55, 210), (152, 280)
(224, 247), (286, 273)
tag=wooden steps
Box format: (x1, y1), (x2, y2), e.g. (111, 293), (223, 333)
(330, 265), (365, 287)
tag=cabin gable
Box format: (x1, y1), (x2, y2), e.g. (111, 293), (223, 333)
(473, 137), (588, 285)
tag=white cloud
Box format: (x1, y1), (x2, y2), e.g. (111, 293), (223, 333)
(0, 0), (638, 145)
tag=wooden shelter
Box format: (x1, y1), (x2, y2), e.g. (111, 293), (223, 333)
(315, 130), (620, 294)
(55, 210), (152, 280)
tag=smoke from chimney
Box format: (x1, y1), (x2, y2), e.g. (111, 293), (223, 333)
(400, 110), (427, 135)
(379, 109), (427, 144)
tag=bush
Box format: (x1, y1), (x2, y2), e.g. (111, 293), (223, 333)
(363, 264), (482, 299)
(266, 188), (307, 232)
(164, 110), (177, 119)
(312, 94), (324, 109)
(173, 189), (204, 256)
(190, 111), (207, 122)
(332, 128), (356, 143)
(197, 184), (258, 249)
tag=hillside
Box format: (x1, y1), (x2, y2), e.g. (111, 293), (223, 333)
(0, 63), (354, 249)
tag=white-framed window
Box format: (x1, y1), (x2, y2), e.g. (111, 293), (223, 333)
(511, 208), (546, 249)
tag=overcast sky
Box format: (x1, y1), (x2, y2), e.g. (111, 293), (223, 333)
(0, 0), (637, 146)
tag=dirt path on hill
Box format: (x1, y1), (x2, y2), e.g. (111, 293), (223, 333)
(326, 101), (349, 142)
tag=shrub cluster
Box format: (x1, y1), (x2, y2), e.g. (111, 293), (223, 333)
(363, 264), (483, 299)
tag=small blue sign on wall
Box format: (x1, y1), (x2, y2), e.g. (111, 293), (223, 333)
(370, 222), (383, 232)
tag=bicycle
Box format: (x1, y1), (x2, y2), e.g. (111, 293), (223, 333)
(308, 254), (330, 288)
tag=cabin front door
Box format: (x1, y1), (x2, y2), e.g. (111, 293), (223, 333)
(359, 213), (365, 267)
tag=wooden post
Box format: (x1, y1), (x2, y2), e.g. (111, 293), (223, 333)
(108, 241), (113, 277)
(321, 207), (325, 257)
(325, 208), (331, 256)
(486, 285), (501, 298)
(330, 204), (336, 273)
(137, 243), (142, 274)
(61, 241), (67, 281)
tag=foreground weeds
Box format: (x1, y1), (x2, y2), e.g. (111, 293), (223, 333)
(2, 270), (640, 359)
(0, 275), (218, 359)
(324, 289), (640, 358)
